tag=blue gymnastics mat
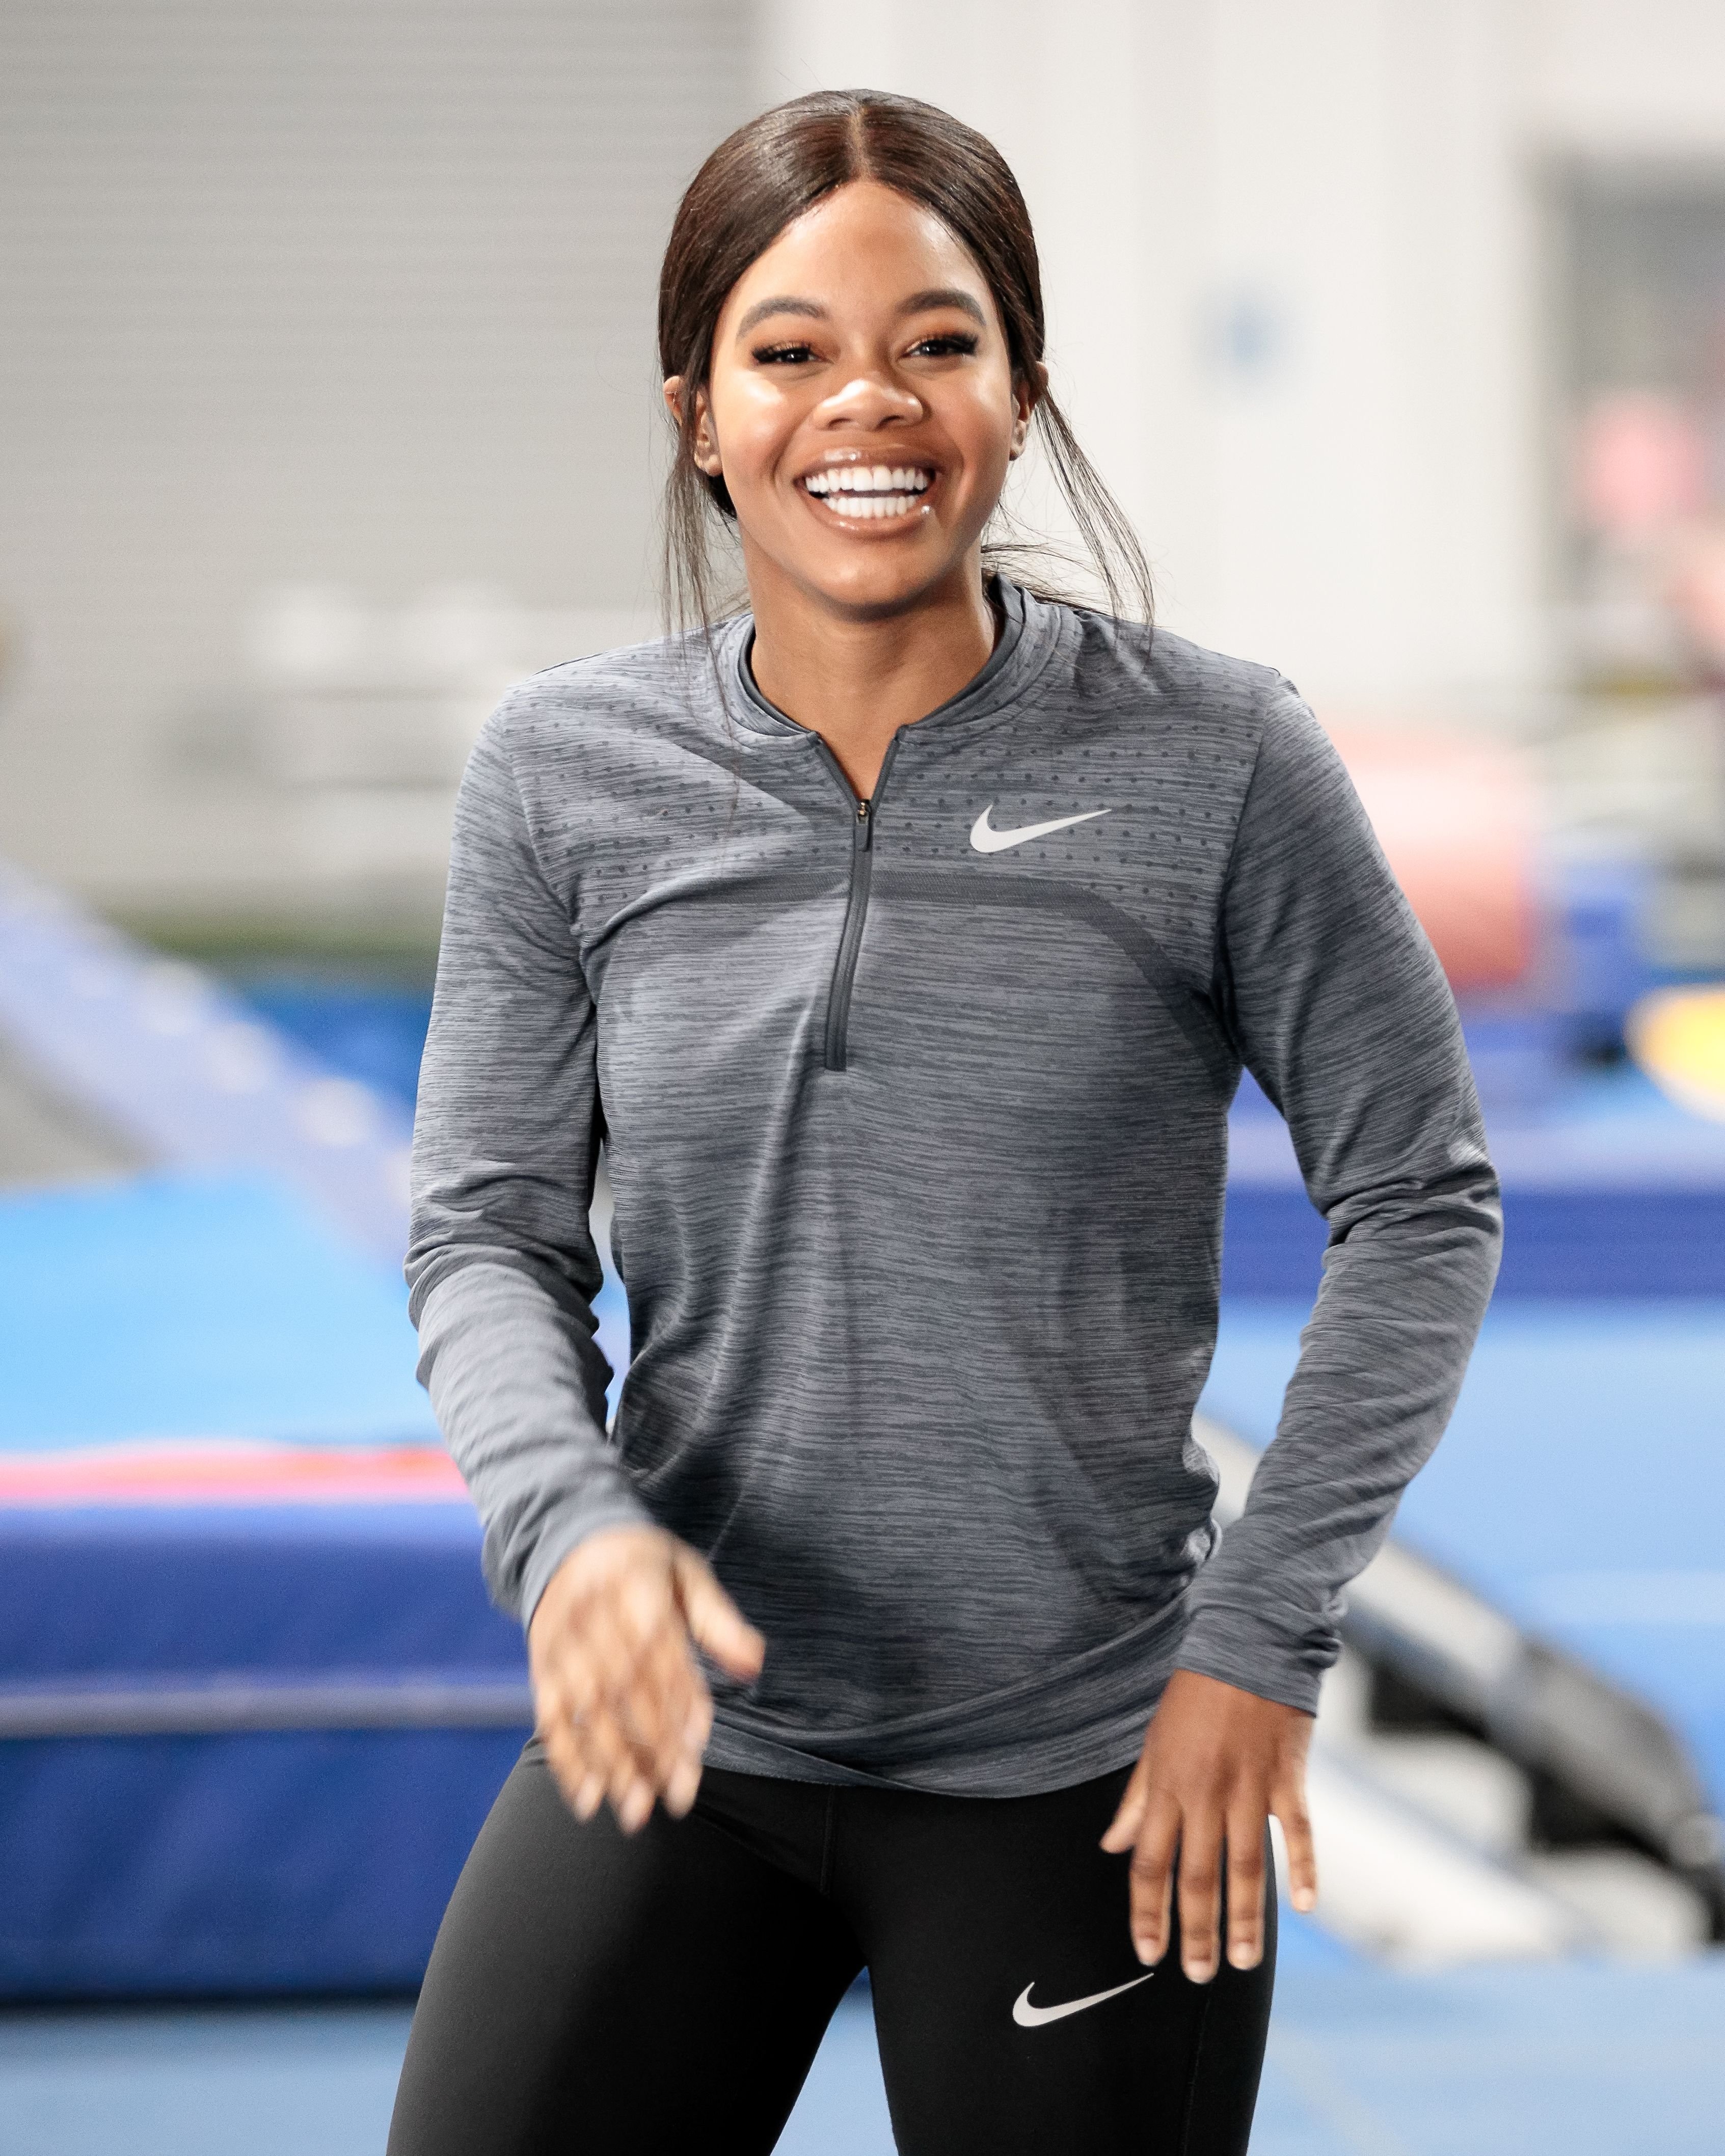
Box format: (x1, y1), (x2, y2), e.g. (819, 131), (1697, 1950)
(0, 1172), (527, 1997)
(0, 1172), (435, 1450)
(1202, 1297), (1725, 1814)
(1225, 1062), (1725, 1298)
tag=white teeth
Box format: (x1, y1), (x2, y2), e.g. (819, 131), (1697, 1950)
(802, 466), (933, 498)
(826, 493), (914, 519)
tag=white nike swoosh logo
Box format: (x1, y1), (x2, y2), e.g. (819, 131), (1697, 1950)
(969, 804), (1110, 853)
(1011, 1972), (1155, 2028)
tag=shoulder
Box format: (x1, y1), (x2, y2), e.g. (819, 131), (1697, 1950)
(454, 628), (746, 886)
(478, 629), (729, 770)
(1029, 600), (1316, 839)
(1121, 619), (1287, 727)
(1033, 596), (1296, 750)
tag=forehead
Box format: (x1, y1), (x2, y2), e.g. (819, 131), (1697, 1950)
(719, 179), (996, 330)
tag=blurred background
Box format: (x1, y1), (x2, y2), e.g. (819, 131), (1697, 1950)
(4, 4), (1725, 2151)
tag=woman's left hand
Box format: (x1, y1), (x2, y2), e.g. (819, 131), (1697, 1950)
(1100, 1669), (1317, 1982)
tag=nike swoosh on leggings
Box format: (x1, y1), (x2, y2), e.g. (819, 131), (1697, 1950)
(1012, 1973), (1156, 2026)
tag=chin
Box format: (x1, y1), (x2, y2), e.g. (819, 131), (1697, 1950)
(804, 547), (964, 619)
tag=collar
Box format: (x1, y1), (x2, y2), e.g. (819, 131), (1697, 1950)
(729, 577), (1033, 740)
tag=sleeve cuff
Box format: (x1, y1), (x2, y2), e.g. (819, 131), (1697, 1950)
(511, 1488), (656, 1633)
(1174, 1604), (1328, 1717)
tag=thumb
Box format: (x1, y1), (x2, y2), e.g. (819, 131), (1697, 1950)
(671, 1546), (766, 1681)
(1100, 1759), (1150, 1853)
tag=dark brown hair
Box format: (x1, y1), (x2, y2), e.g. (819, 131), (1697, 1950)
(657, 88), (1153, 637)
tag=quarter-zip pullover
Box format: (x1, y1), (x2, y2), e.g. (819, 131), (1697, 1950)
(408, 582), (1501, 1794)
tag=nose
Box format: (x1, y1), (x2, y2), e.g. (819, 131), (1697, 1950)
(813, 373), (924, 430)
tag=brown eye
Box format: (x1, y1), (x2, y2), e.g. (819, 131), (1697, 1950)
(907, 333), (980, 358)
(753, 342), (817, 365)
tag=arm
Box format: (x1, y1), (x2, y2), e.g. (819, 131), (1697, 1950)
(1105, 686), (1502, 1977)
(408, 707), (649, 1621)
(1183, 687), (1502, 1705)
(409, 704), (761, 1828)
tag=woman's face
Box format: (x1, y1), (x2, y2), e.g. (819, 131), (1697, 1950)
(669, 179), (1037, 620)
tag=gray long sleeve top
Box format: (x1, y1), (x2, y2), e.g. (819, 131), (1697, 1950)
(407, 581), (1501, 1795)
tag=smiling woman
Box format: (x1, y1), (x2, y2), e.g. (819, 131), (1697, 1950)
(389, 88), (1502, 2156)
(670, 177), (1037, 792)
(656, 93), (1150, 798)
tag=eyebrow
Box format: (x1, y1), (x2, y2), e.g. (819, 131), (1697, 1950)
(898, 286), (986, 327)
(734, 285), (988, 341)
(734, 295), (826, 339)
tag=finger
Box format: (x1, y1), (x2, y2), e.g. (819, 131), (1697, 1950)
(530, 1665), (578, 1759)
(581, 1605), (676, 1785)
(547, 1720), (606, 1822)
(662, 1749), (703, 1819)
(605, 1736), (655, 1835)
(1125, 1794), (1179, 1965)
(1224, 1811), (1269, 1971)
(683, 1679), (714, 1758)
(539, 1629), (603, 1725)
(572, 1700), (634, 1799)
(613, 1776), (655, 1835)
(1100, 1760), (1151, 1853)
(634, 1623), (701, 1784)
(608, 1635), (679, 1783)
(538, 1702), (602, 1820)
(1274, 1780), (1319, 1914)
(673, 1549), (766, 1681)
(1175, 1820), (1224, 1984)
(538, 1718), (587, 1814)
(598, 1706), (653, 1830)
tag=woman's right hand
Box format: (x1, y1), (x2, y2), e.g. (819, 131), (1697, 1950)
(528, 1524), (766, 1832)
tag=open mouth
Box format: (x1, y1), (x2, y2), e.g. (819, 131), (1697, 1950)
(801, 465), (934, 521)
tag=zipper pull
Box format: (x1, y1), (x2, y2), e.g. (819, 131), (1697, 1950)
(857, 798), (870, 822)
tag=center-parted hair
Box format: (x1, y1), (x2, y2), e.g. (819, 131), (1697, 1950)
(657, 89), (1153, 637)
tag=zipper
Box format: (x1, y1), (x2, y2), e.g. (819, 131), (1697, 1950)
(819, 733), (902, 1072)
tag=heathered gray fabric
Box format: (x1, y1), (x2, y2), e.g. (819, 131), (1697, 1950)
(407, 581), (1502, 1796)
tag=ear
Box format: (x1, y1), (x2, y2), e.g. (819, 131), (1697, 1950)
(663, 375), (723, 478)
(1007, 361), (1047, 461)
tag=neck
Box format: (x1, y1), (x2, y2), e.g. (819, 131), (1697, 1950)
(745, 553), (998, 799)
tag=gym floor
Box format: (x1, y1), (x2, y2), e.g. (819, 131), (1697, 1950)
(6, 1950), (1724, 2156)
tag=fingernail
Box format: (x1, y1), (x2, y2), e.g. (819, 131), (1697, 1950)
(1133, 1934), (1160, 1964)
(1228, 1942), (1258, 1969)
(1292, 1888), (1317, 1912)
(1185, 1960), (1217, 1984)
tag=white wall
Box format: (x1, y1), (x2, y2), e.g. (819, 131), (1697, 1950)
(1528, 0), (1725, 153)
(0, 1), (752, 917)
(756, 0), (1725, 718)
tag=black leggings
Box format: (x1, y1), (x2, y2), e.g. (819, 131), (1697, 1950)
(388, 1744), (1275, 2155)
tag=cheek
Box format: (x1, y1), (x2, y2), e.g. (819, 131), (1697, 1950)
(708, 374), (798, 496)
(940, 378), (1021, 486)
